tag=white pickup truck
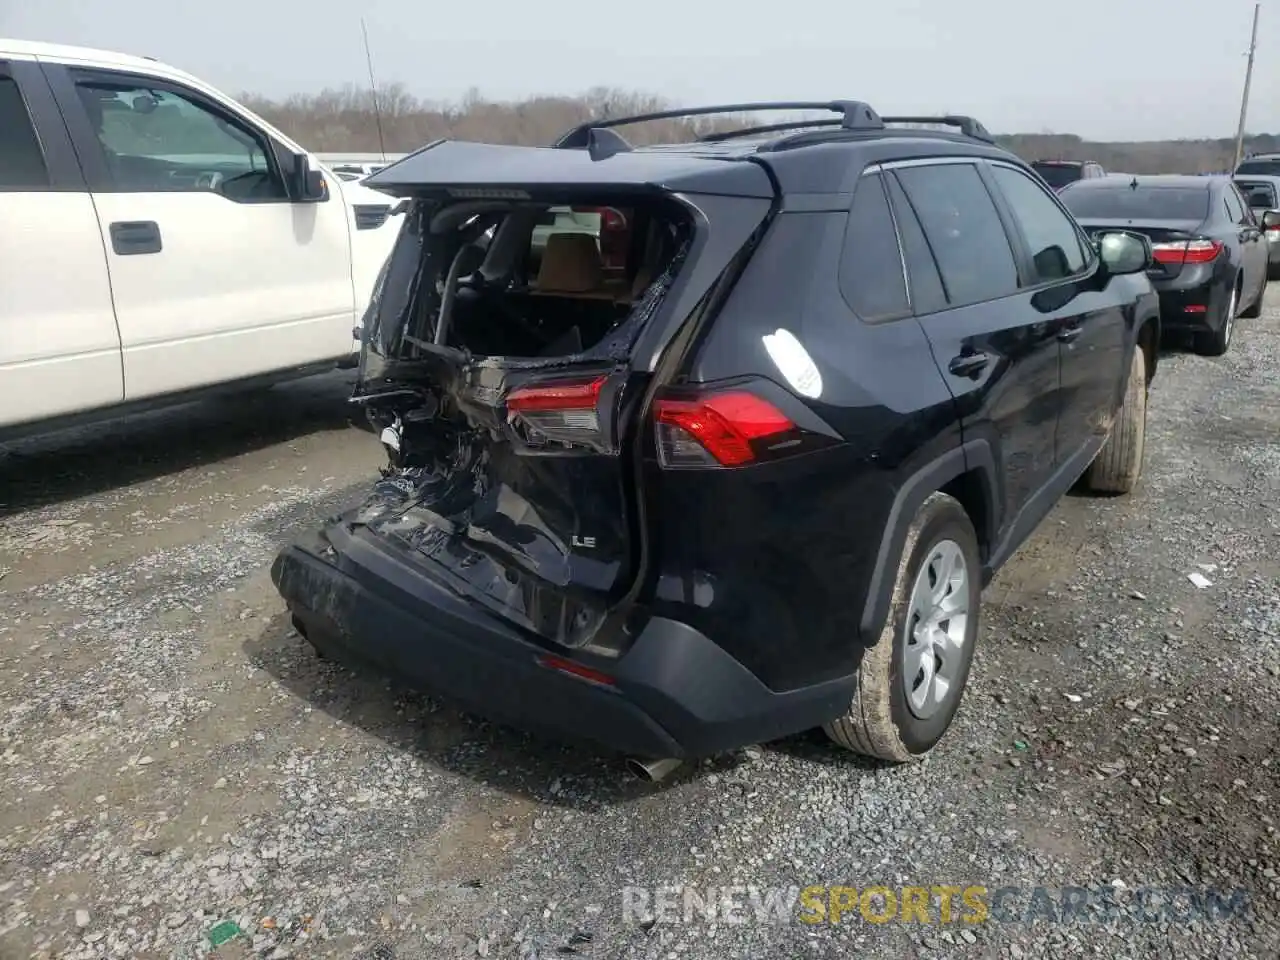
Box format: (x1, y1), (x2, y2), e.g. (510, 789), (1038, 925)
(0, 40), (403, 438)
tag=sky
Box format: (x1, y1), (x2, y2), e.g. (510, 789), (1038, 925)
(1, 0), (1276, 142)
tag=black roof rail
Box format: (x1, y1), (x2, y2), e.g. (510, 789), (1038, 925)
(698, 118), (843, 142)
(553, 100), (884, 149)
(878, 115), (994, 143)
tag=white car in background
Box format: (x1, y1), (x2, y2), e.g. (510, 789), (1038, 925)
(0, 39), (404, 439)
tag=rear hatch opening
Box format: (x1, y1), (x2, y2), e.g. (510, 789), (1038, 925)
(346, 191), (699, 651)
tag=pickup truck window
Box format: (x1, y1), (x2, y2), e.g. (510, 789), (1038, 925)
(0, 76), (49, 189)
(73, 77), (286, 202)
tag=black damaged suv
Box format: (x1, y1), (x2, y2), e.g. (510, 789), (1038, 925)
(271, 102), (1161, 768)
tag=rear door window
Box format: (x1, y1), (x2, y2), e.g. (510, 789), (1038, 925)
(894, 163), (1020, 307)
(0, 74), (49, 189)
(839, 173), (909, 321)
(989, 164), (1088, 283)
(1223, 184), (1248, 224)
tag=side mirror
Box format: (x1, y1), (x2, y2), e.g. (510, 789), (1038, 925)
(289, 153), (328, 202)
(1096, 231), (1151, 276)
(1262, 210), (1280, 230)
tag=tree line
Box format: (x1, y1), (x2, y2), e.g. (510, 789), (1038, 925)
(237, 85), (1274, 174)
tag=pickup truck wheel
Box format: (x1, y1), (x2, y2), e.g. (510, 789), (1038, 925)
(1086, 346), (1147, 494)
(824, 492), (980, 762)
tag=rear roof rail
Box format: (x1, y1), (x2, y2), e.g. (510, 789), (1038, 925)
(877, 115), (994, 143)
(553, 100), (884, 151)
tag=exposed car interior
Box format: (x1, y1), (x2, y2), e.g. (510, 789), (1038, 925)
(397, 199), (690, 360)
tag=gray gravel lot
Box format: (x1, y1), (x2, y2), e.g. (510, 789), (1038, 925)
(1, 298), (1278, 960)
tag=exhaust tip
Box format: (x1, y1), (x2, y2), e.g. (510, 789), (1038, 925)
(626, 757), (682, 783)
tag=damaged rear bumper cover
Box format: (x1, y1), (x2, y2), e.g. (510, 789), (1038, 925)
(270, 524), (854, 760)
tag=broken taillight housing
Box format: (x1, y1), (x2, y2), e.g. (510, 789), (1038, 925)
(506, 375), (609, 449)
(654, 390), (799, 468)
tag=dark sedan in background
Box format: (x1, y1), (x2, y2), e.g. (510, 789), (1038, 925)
(1030, 159), (1106, 192)
(1059, 175), (1268, 356)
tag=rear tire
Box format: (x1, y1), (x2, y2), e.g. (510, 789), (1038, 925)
(1194, 283), (1237, 356)
(1086, 346), (1147, 494)
(824, 492), (980, 762)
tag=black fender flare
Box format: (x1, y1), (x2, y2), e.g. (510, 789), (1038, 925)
(858, 439), (999, 643)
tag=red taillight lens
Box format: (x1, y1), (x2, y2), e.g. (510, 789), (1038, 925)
(506, 376), (607, 448)
(536, 654), (616, 687)
(572, 205), (627, 231)
(654, 391), (795, 468)
(1151, 239), (1223, 264)
(507, 376), (604, 412)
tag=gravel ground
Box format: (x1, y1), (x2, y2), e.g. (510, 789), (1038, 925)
(1, 295), (1278, 960)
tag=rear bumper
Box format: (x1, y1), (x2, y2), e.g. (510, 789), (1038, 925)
(1153, 271), (1226, 332)
(270, 525), (854, 760)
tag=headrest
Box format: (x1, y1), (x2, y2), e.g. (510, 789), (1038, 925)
(537, 233), (602, 293)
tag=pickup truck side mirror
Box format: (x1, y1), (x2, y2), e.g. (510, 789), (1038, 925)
(289, 153), (328, 202)
(1262, 210), (1280, 231)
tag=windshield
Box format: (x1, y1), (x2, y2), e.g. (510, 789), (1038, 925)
(1031, 163), (1083, 189)
(1060, 185), (1209, 221)
(1236, 159), (1280, 176)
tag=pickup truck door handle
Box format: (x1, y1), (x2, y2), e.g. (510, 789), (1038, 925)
(1057, 325), (1083, 343)
(947, 351), (991, 378)
(109, 221), (163, 256)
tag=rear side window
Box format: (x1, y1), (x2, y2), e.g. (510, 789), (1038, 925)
(883, 174), (948, 315)
(0, 76), (49, 189)
(840, 173), (909, 321)
(894, 164), (1020, 307)
(990, 165), (1087, 283)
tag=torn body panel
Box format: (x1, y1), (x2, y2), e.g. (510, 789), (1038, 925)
(336, 183), (773, 651)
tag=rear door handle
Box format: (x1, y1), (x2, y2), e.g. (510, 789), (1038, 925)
(948, 351), (991, 378)
(109, 221), (162, 256)
(1057, 325), (1083, 343)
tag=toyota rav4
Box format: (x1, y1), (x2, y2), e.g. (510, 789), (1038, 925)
(271, 101), (1161, 769)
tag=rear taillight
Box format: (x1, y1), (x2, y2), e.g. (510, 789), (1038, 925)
(654, 391), (797, 468)
(572, 205), (627, 231)
(506, 375), (608, 449)
(1151, 239), (1223, 264)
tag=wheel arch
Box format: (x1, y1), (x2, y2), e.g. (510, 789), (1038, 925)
(858, 440), (999, 644)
